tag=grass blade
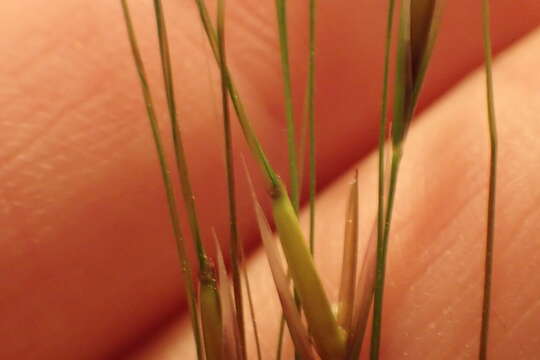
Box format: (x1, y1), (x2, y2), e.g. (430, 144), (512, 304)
(337, 172), (360, 332)
(479, 0), (498, 358)
(119, 1), (203, 357)
(215, 0), (247, 356)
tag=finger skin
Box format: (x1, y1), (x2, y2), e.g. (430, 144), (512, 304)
(128, 28), (540, 359)
(1, 0), (539, 359)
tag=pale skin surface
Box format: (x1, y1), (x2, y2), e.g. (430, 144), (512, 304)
(1, 1), (539, 359)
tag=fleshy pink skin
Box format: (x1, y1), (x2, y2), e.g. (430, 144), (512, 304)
(2, 1), (540, 359)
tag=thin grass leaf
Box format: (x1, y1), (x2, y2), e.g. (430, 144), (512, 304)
(200, 262), (223, 360)
(371, 1), (441, 358)
(337, 172), (360, 332)
(214, 233), (240, 360)
(479, 0), (498, 358)
(249, 190), (316, 360)
(119, 2), (203, 358)
(215, 0), (246, 356)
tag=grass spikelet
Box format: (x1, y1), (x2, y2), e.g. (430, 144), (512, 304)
(271, 180), (346, 360)
(247, 176), (316, 360)
(194, 1), (344, 357)
(371, 1), (442, 358)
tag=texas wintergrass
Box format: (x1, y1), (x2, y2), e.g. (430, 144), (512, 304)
(120, 0), (499, 359)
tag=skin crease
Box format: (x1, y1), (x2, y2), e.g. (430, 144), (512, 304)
(0, 0), (539, 359)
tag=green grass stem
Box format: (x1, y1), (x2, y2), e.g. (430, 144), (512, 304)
(192, 0), (279, 188)
(307, 0), (317, 254)
(215, 0), (246, 356)
(119, 1), (203, 357)
(479, 0), (498, 358)
(275, 0), (300, 212)
(371, 0), (397, 357)
(153, 0), (209, 271)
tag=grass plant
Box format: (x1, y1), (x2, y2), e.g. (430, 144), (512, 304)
(121, 0), (500, 358)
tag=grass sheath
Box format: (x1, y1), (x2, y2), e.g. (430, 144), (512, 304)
(371, 1), (441, 358)
(479, 0), (498, 358)
(119, 1), (203, 358)
(271, 180), (346, 360)
(215, 0), (247, 356)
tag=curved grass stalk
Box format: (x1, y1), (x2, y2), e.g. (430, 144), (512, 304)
(119, 1), (203, 357)
(479, 0), (498, 358)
